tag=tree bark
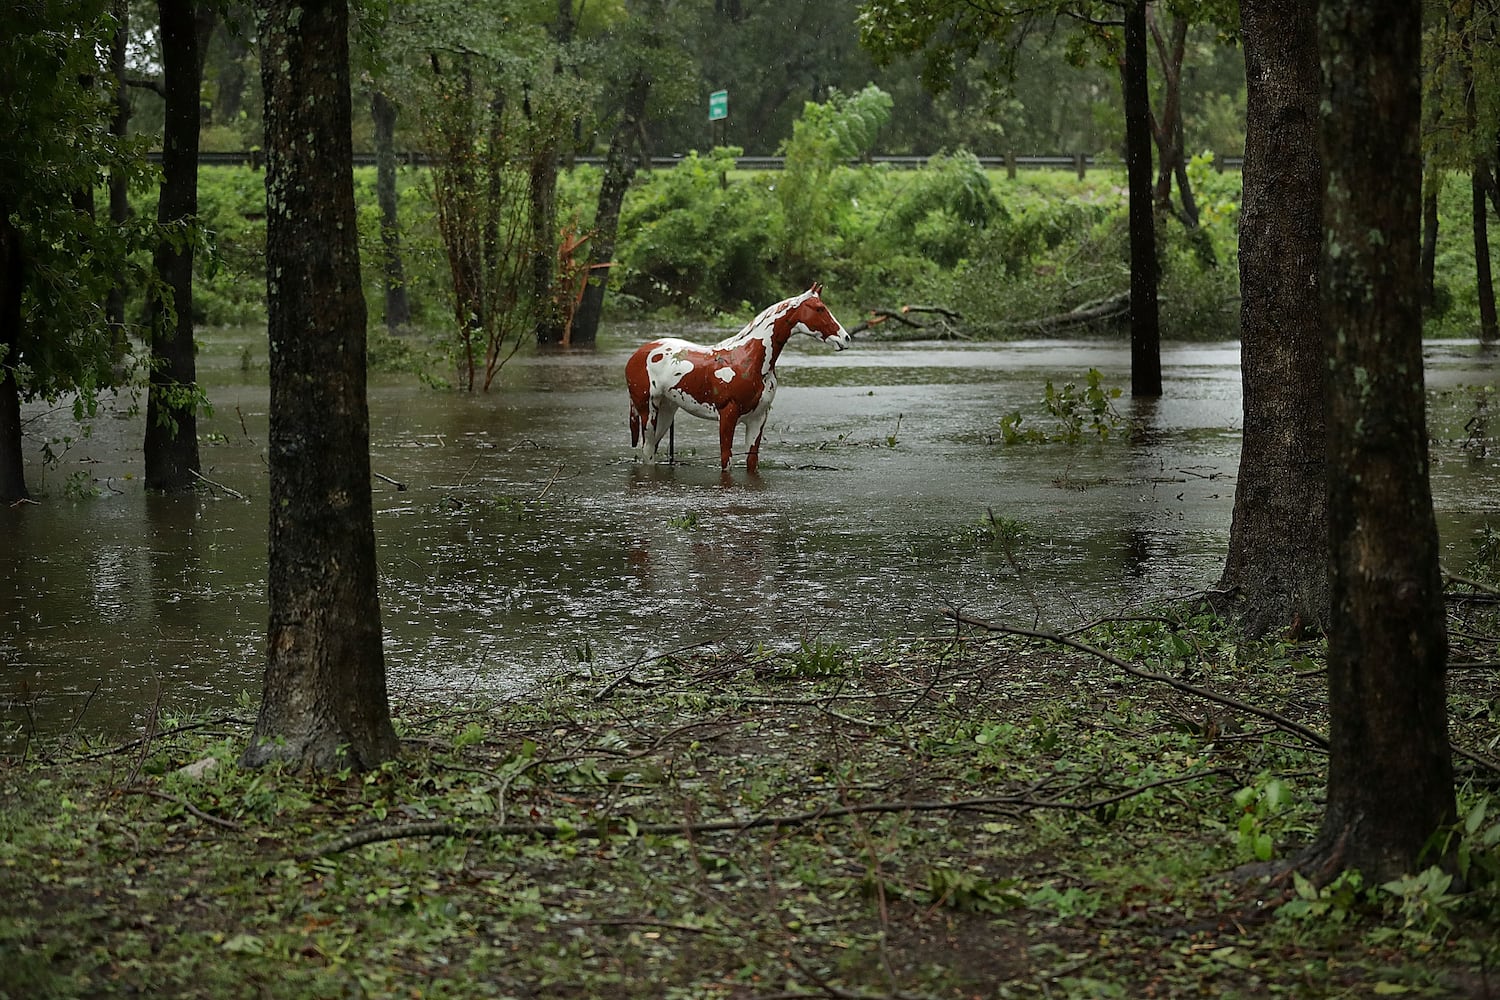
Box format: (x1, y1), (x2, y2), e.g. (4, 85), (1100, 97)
(1217, 0), (1329, 638)
(1460, 8), (1499, 344)
(105, 0), (131, 349)
(1474, 170), (1498, 341)
(531, 0), (576, 347)
(572, 68), (651, 347)
(371, 89), (411, 332)
(1314, 0), (1455, 879)
(1122, 0), (1162, 397)
(143, 0), (206, 493)
(243, 0), (398, 773)
(0, 201), (27, 503)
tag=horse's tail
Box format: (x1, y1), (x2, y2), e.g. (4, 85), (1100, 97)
(625, 343), (652, 447)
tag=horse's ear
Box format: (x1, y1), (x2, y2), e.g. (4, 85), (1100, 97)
(810, 281), (823, 296)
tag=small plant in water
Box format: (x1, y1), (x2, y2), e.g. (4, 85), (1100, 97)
(670, 512), (700, 530)
(63, 470), (100, 501)
(1000, 368), (1127, 444)
(785, 638), (848, 677)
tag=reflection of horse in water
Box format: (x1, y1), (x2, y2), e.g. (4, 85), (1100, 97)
(626, 284), (850, 473)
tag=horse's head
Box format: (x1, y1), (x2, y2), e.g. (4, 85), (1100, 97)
(785, 282), (850, 351)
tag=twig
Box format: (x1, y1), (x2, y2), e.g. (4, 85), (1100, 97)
(63, 681), (102, 741)
(941, 607), (1330, 750)
(374, 471), (408, 491)
(534, 463), (565, 501)
(123, 787), (246, 831)
(189, 468), (246, 500)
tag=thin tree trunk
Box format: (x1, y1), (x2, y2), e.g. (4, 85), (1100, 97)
(1314, 0), (1455, 880)
(1474, 171), (1498, 341)
(106, 0), (131, 350)
(143, 0), (206, 493)
(244, 0), (398, 773)
(572, 69), (651, 347)
(1420, 180), (1439, 314)
(0, 202), (27, 503)
(1217, 0), (1329, 638)
(1460, 8), (1499, 344)
(371, 89), (411, 331)
(1123, 0), (1162, 397)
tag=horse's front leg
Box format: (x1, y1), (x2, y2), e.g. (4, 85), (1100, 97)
(716, 403), (741, 470)
(644, 399), (677, 463)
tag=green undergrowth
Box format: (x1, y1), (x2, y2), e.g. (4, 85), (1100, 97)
(3, 612), (1499, 999)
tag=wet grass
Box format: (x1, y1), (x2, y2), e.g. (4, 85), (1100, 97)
(3, 608), (1499, 999)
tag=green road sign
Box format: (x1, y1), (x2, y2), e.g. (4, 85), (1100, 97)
(708, 90), (728, 122)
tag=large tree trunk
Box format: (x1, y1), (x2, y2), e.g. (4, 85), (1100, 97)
(143, 0), (208, 493)
(371, 89), (411, 331)
(1122, 0), (1162, 397)
(0, 203), (27, 503)
(1314, 0), (1455, 880)
(1217, 0), (1329, 638)
(243, 0), (399, 773)
(572, 68), (651, 347)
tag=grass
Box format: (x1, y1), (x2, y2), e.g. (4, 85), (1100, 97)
(3, 606), (1499, 999)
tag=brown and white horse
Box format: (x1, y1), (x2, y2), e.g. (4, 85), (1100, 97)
(626, 284), (850, 473)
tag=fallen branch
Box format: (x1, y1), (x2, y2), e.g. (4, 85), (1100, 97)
(941, 607), (1329, 750)
(301, 769), (1229, 860)
(1007, 291), (1130, 334)
(189, 468), (246, 500)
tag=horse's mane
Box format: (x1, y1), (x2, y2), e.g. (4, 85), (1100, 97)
(738, 289), (813, 338)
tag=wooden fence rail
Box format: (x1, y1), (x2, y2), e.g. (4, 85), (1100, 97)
(156, 150), (1246, 174)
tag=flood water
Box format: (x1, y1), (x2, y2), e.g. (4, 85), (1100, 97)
(4, 332), (1498, 743)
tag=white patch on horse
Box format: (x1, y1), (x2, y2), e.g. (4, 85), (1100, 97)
(714, 367), (735, 383)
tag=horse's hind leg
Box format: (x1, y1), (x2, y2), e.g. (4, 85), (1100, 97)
(742, 409), (770, 475)
(717, 405), (741, 471)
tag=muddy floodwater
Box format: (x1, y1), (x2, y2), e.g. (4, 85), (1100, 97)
(4, 332), (1498, 743)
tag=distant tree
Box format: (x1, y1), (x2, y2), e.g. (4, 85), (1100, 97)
(143, 0), (214, 493)
(1, 1), (154, 503)
(370, 89), (412, 332)
(242, 0), (399, 772)
(1215, 0), (1329, 637)
(859, 0), (1163, 395)
(1312, 0), (1455, 878)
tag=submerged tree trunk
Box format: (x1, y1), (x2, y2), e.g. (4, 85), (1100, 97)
(371, 89), (411, 331)
(1122, 0), (1162, 397)
(243, 0), (399, 773)
(1217, 0), (1329, 639)
(1474, 171), (1498, 342)
(1314, 0), (1455, 880)
(143, 0), (208, 493)
(572, 68), (651, 347)
(1461, 10), (1499, 344)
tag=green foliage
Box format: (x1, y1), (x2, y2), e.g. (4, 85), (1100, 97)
(613, 147), (778, 311)
(1000, 368), (1127, 444)
(1, 1), (159, 403)
(777, 84), (894, 269)
(1231, 775), (1294, 862)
